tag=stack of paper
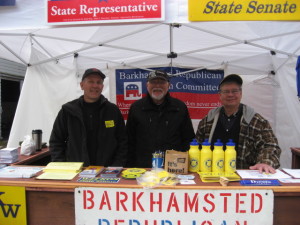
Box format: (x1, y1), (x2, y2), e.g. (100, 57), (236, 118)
(0, 147), (18, 163)
(36, 162), (84, 180)
(236, 169), (291, 179)
(282, 168), (300, 178)
(0, 166), (43, 178)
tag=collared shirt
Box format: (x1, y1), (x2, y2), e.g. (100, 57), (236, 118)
(211, 105), (242, 149)
(219, 105), (243, 132)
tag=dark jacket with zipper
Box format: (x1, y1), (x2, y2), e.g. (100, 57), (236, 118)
(49, 95), (127, 167)
(126, 93), (195, 168)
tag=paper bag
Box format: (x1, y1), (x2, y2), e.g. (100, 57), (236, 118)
(164, 150), (188, 174)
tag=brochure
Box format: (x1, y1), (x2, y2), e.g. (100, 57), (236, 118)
(100, 167), (123, 178)
(79, 166), (104, 178)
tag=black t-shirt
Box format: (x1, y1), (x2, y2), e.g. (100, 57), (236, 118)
(82, 100), (101, 164)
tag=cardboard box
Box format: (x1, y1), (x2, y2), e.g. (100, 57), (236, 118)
(164, 150), (188, 174)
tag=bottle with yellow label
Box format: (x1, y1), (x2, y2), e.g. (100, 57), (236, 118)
(200, 139), (212, 172)
(212, 139), (224, 172)
(188, 139), (200, 172)
(224, 139), (237, 173)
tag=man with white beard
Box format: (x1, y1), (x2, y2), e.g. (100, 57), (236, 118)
(126, 70), (195, 168)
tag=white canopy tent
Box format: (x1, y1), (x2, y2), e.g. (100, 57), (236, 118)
(1, 0), (300, 168)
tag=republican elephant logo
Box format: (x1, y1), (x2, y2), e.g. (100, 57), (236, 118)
(124, 82), (142, 100)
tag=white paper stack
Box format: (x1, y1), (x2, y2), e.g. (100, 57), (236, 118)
(236, 169), (292, 179)
(0, 166), (43, 178)
(0, 147), (18, 163)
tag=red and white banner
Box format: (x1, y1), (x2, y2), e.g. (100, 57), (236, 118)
(47, 0), (164, 25)
(75, 187), (274, 225)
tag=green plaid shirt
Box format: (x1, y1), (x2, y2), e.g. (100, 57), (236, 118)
(196, 105), (281, 169)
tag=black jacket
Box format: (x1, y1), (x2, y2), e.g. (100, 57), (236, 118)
(126, 93), (195, 168)
(49, 95), (127, 167)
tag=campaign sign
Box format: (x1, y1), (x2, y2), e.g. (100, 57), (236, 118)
(75, 187), (274, 225)
(115, 67), (224, 120)
(0, 186), (27, 225)
(47, 0), (164, 25)
(189, 0), (300, 21)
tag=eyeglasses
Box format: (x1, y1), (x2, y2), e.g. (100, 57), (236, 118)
(149, 80), (168, 85)
(219, 89), (241, 95)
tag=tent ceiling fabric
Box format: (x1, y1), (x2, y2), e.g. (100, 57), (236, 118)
(1, 21), (300, 76)
(1, 1), (300, 169)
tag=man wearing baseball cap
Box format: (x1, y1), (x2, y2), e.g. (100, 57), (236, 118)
(196, 74), (281, 173)
(50, 68), (127, 167)
(126, 70), (195, 168)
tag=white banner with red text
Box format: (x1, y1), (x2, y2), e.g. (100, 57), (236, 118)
(75, 187), (273, 225)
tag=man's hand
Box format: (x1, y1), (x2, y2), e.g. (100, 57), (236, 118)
(249, 163), (276, 174)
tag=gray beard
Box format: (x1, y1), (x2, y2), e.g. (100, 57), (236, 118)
(150, 93), (164, 101)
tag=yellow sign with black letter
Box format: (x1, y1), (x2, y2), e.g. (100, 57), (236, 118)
(0, 186), (27, 225)
(189, 0), (300, 21)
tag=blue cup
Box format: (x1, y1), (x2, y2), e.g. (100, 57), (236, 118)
(152, 157), (164, 169)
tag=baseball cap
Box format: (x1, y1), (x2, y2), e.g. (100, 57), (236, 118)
(82, 68), (106, 81)
(219, 74), (243, 88)
(147, 70), (170, 82)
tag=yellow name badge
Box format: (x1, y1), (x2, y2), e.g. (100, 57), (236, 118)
(0, 186), (27, 225)
(189, 0), (300, 21)
(105, 120), (115, 128)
